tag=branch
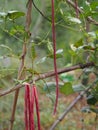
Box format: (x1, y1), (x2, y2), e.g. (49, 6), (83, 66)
(74, 0), (79, 18)
(0, 62), (94, 97)
(66, 0), (98, 25)
(32, 0), (51, 22)
(50, 80), (97, 130)
(31, 0), (47, 38)
(9, 43), (27, 130)
(9, 0), (32, 130)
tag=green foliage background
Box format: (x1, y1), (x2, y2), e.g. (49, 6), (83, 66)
(0, 0), (98, 129)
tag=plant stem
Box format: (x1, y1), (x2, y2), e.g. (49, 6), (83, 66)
(74, 0), (79, 18)
(66, 0), (98, 25)
(0, 62), (94, 97)
(9, 0), (32, 129)
(51, 0), (59, 115)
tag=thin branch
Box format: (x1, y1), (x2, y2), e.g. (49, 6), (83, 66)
(9, 0), (32, 130)
(0, 62), (94, 97)
(9, 43), (27, 130)
(50, 80), (98, 130)
(31, 0), (46, 38)
(32, 0), (51, 22)
(51, 0), (59, 114)
(74, 0), (79, 18)
(66, 0), (98, 25)
(34, 62), (94, 81)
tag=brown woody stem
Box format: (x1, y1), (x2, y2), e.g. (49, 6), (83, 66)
(0, 62), (94, 97)
(9, 0), (32, 129)
(9, 43), (27, 130)
(74, 0), (79, 18)
(66, 0), (98, 25)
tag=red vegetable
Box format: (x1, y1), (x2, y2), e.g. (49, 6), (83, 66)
(31, 86), (35, 130)
(24, 83), (41, 130)
(51, 0), (59, 114)
(24, 84), (29, 130)
(33, 84), (41, 130)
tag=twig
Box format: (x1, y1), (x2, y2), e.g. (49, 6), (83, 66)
(32, 0), (51, 22)
(9, 43), (27, 130)
(74, 0), (79, 18)
(0, 62), (94, 97)
(50, 80), (98, 130)
(51, 0), (59, 114)
(66, 0), (98, 25)
(9, 0), (32, 130)
(35, 62), (94, 81)
(31, 0), (46, 38)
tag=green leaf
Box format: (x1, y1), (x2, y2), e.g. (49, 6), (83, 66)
(13, 79), (24, 84)
(0, 44), (12, 52)
(81, 106), (91, 113)
(26, 68), (38, 75)
(36, 57), (47, 64)
(74, 39), (83, 48)
(60, 82), (74, 96)
(82, 1), (91, 17)
(7, 10), (25, 20)
(60, 9), (64, 15)
(73, 84), (85, 92)
(47, 40), (53, 54)
(60, 73), (74, 82)
(44, 82), (56, 92)
(31, 44), (36, 59)
(56, 49), (63, 54)
(44, 82), (63, 92)
(83, 45), (95, 50)
(36, 49), (63, 64)
(10, 25), (25, 35)
(88, 32), (96, 39)
(48, 49), (63, 58)
(87, 94), (97, 105)
(90, 2), (98, 10)
(68, 17), (81, 24)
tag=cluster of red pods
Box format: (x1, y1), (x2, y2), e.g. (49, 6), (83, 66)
(24, 0), (58, 129)
(24, 83), (41, 130)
